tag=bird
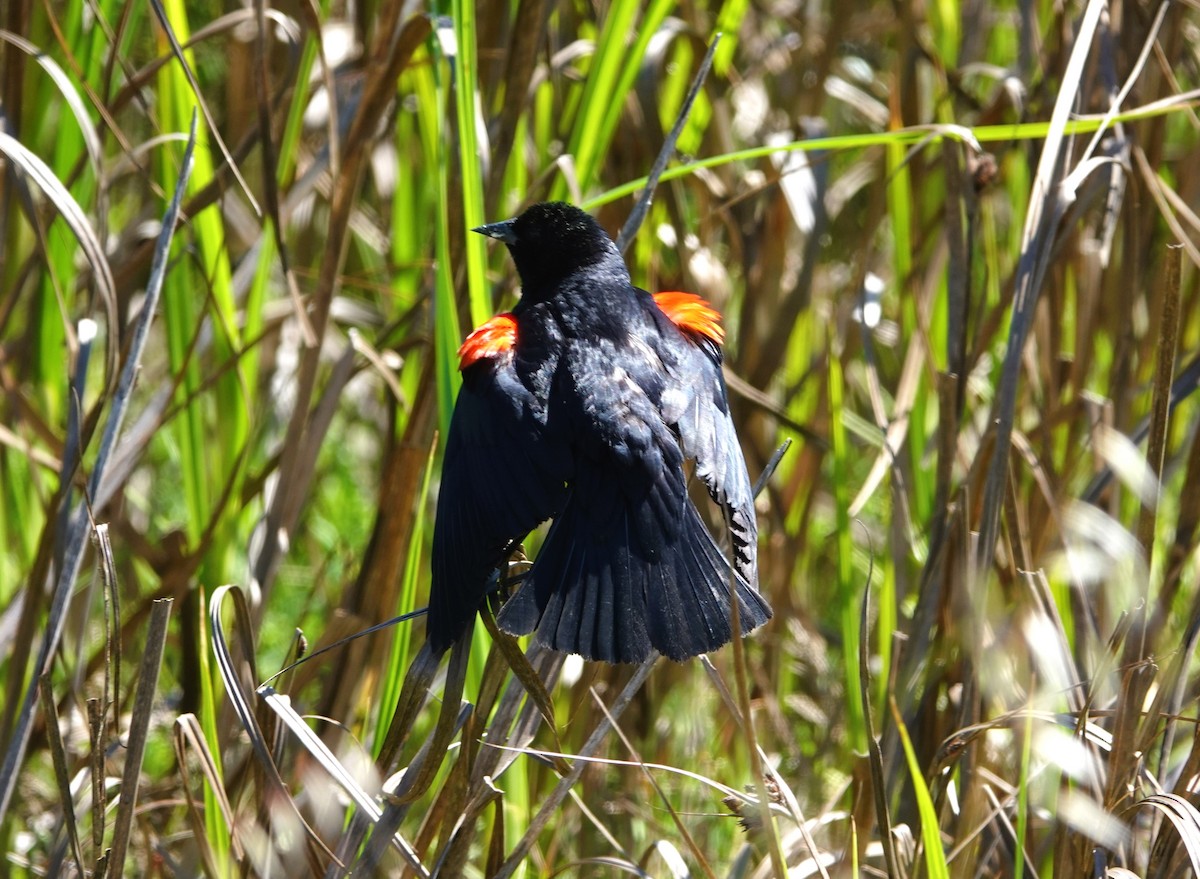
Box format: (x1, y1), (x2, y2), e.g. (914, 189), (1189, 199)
(427, 201), (771, 663)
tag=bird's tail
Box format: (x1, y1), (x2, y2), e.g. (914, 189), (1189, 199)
(497, 467), (771, 663)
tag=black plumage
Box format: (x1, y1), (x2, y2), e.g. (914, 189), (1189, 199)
(428, 202), (770, 662)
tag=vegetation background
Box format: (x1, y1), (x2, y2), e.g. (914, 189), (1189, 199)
(1, 0), (1199, 875)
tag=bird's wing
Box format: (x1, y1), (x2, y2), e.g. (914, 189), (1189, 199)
(652, 292), (760, 588)
(497, 331), (769, 662)
(427, 314), (569, 652)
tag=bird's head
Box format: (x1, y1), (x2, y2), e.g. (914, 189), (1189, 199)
(474, 202), (625, 302)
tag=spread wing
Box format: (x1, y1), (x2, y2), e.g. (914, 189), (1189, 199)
(652, 292), (759, 587)
(497, 330), (768, 662)
(427, 315), (569, 652)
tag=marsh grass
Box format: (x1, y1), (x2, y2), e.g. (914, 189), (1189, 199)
(2, 0), (1200, 876)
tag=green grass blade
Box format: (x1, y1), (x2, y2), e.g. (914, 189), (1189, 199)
(450, 0), (491, 328)
(556, 0), (671, 198)
(584, 110), (1181, 209)
(374, 437), (438, 758)
(431, 77), (463, 438)
(891, 698), (950, 879)
(829, 333), (865, 751)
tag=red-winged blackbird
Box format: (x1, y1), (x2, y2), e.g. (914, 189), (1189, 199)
(428, 202), (771, 662)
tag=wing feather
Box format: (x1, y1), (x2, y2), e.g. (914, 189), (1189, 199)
(428, 334), (568, 652)
(652, 294), (760, 588)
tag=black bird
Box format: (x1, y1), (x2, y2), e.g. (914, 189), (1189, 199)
(428, 202), (770, 662)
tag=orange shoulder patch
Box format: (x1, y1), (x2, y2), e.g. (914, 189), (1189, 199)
(458, 313), (518, 370)
(653, 292), (725, 345)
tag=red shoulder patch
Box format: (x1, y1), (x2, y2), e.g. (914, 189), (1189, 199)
(653, 292), (725, 345)
(458, 313), (517, 370)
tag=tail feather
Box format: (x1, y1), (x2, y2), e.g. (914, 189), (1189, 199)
(651, 504), (747, 660)
(505, 514), (648, 663)
(497, 466), (770, 663)
(572, 533), (619, 660)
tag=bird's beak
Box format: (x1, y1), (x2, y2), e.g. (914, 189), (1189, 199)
(472, 219), (518, 245)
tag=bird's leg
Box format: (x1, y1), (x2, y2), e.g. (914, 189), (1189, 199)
(485, 542), (532, 601)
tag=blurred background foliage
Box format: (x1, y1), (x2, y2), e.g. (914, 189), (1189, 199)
(1, 0), (1200, 875)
